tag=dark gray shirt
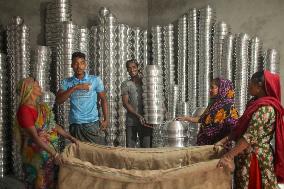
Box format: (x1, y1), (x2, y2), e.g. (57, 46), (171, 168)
(121, 79), (143, 126)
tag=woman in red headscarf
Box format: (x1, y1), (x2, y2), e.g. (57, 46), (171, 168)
(216, 70), (284, 188)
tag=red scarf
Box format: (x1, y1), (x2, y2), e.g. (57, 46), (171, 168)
(230, 70), (284, 183)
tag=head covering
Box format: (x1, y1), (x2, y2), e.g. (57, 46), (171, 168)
(16, 77), (35, 105)
(229, 70), (284, 183)
(197, 78), (238, 145)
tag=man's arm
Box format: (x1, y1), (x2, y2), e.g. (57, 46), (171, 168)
(122, 94), (143, 119)
(98, 91), (108, 129)
(56, 83), (90, 104)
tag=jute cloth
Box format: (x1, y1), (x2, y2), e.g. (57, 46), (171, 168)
(59, 142), (231, 189)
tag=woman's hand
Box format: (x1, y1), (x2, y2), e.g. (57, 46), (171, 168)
(217, 155), (235, 172)
(213, 137), (228, 153)
(69, 136), (79, 147)
(176, 116), (192, 122)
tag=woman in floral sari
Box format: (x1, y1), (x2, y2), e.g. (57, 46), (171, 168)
(176, 78), (239, 145)
(217, 70), (284, 188)
(14, 77), (78, 189)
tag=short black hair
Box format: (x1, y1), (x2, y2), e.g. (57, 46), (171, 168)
(126, 59), (138, 68)
(72, 52), (86, 62)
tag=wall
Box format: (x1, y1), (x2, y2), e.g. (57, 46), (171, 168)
(0, 0), (148, 47)
(149, 0), (284, 101)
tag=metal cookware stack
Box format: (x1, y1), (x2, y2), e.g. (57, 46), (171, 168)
(78, 26), (90, 71)
(163, 24), (175, 117)
(234, 33), (250, 115)
(143, 65), (165, 147)
(6, 16), (31, 179)
(198, 5), (216, 107)
(212, 21), (231, 78)
(221, 34), (235, 81)
(164, 121), (188, 147)
(0, 53), (10, 177)
(89, 26), (98, 75)
(33, 46), (55, 108)
(248, 36), (263, 79)
(263, 49), (280, 74)
(133, 27), (144, 71)
(187, 8), (198, 114)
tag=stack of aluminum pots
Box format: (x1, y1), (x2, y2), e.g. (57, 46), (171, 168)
(213, 21), (231, 78)
(78, 26), (90, 70)
(151, 25), (164, 86)
(116, 24), (130, 147)
(97, 9), (119, 146)
(198, 5), (216, 107)
(0, 25), (4, 52)
(221, 34), (235, 81)
(133, 27), (144, 71)
(167, 85), (179, 120)
(143, 30), (149, 65)
(0, 53), (9, 177)
(45, 0), (72, 93)
(89, 26), (98, 75)
(234, 33), (250, 115)
(7, 16), (31, 179)
(177, 15), (187, 104)
(56, 21), (79, 130)
(248, 36), (263, 79)
(32, 46), (55, 108)
(187, 8), (198, 114)
(143, 65), (165, 147)
(263, 49), (280, 74)
(163, 24), (175, 118)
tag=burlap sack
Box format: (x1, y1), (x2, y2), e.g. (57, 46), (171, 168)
(59, 142), (231, 189)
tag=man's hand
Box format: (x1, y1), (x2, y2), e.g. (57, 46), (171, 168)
(137, 115), (146, 125)
(75, 83), (91, 90)
(100, 119), (108, 130)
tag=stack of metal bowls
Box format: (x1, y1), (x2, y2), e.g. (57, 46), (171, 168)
(234, 33), (250, 115)
(221, 34), (234, 81)
(142, 65), (165, 147)
(188, 107), (206, 146)
(163, 121), (188, 147)
(213, 21), (231, 78)
(133, 27), (144, 72)
(143, 30), (149, 65)
(177, 101), (190, 116)
(89, 26), (98, 75)
(116, 24), (130, 147)
(33, 46), (52, 91)
(45, 0), (72, 93)
(151, 25), (164, 67)
(100, 10), (119, 146)
(32, 46), (55, 108)
(7, 16), (30, 179)
(198, 5), (216, 107)
(166, 85), (179, 120)
(0, 53), (10, 177)
(187, 8), (198, 113)
(177, 15), (187, 103)
(163, 24), (175, 115)
(249, 36), (263, 79)
(143, 65), (165, 124)
(78, 26), (90, 64)
(264, 49), (280, 74)
(126, 26), (134, 59)
(0, 25), (4, 52)
(56, 21), (79, 129)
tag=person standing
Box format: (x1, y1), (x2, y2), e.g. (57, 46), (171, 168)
(56, 52), (108, 143)
(217, 70), (284, 188)
(121, 59), (152, 148)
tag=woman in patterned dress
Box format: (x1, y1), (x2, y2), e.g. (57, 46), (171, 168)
(217, 70), (284, 188)
(14, 77), (79, 189)
(176, 78), (239, 145)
